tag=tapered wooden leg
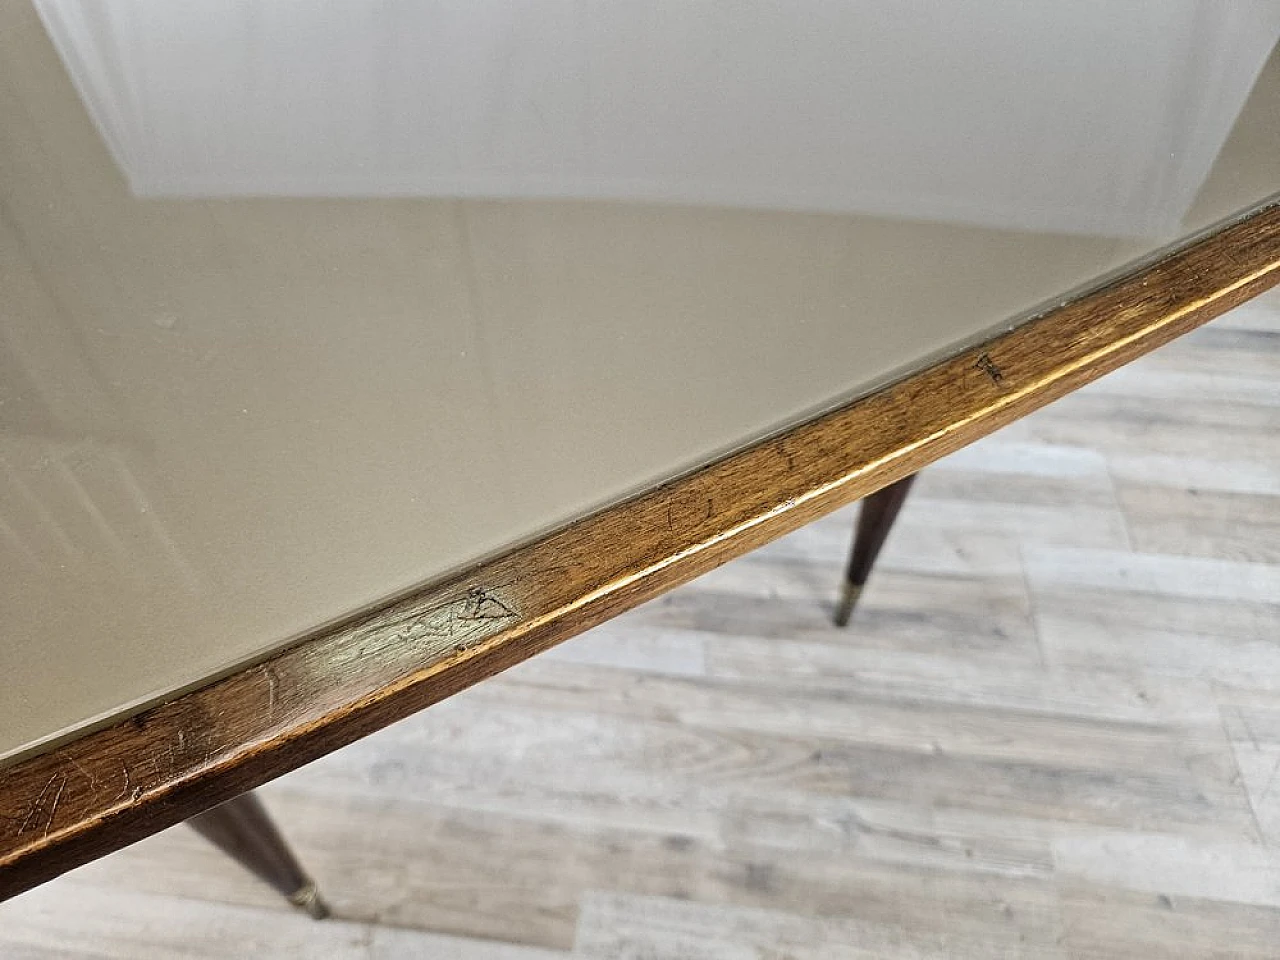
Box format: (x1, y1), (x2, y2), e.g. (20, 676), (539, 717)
(834, 472), (917, 627)
(187, 792), (329, 919)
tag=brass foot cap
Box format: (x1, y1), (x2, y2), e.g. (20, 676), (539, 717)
(833, 582), (864, 628)
(289, 881), (331, 920)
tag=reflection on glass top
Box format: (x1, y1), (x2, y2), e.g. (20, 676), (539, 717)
(35, 0), (1280, 233)
(2, 0), (1278, 762)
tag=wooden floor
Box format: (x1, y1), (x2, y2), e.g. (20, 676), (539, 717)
(4, 290), (1280, 958)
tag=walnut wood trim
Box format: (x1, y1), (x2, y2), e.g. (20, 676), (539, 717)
(3, 200), (1280, 898)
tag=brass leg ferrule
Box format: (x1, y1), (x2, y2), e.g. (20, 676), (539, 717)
(289, 881), (331, 920)
(833, 582), (863, 628)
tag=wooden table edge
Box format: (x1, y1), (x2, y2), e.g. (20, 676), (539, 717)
(3, 199), (1280, 898)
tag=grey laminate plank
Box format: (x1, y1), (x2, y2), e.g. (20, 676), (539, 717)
(1024, 546), (1280, 603)
(703, 638), (1220, 725)
(1108, 452), (1280, 497)
(1056, 880), (1280, 960)
(1035, 587), (1280, 689)
(573, 890), (1067, 960)
(1052, 832), (1280, 907)
(1115, 485), (1280, 563)
(0, 878), (569, 960)
(634, 572), (1041, 661)
(466, 661), (1242, 789)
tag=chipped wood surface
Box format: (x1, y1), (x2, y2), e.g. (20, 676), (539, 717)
(2, 200), (1280, 898)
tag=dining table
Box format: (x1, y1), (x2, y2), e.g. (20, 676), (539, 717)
(2, 0), (1279, 911)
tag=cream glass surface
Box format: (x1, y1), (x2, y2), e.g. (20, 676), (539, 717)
(2, 0), (1278, 761)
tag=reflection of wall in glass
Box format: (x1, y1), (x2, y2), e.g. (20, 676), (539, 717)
(35, 0), (1280, 237)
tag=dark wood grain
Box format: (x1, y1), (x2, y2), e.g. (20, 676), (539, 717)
(2, 200), (1279, 900)
(835, 473), (918, 627)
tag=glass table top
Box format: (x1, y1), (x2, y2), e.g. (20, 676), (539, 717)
(2, 0), (1278, 762)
